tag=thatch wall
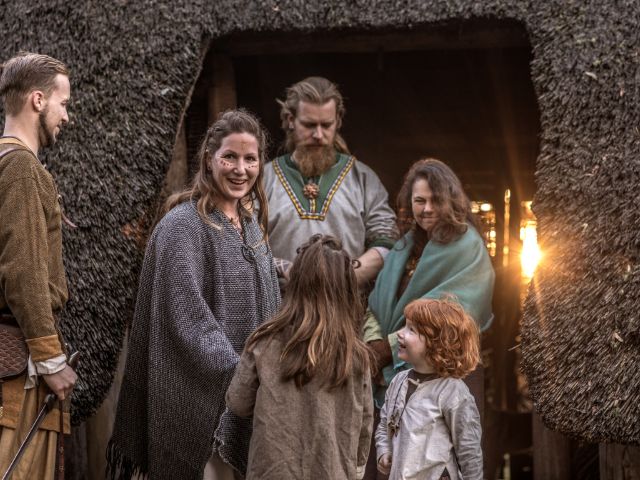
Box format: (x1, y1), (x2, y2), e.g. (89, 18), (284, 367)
(1, 1), (638, 444)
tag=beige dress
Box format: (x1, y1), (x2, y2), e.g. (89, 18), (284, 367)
(226, 334), (373, 480)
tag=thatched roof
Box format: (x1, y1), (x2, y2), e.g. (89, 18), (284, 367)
(1, 1), (638, 443)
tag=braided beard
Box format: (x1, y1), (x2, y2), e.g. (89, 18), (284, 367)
(293, 145), (336, 178)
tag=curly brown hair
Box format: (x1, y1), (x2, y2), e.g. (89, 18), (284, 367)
(404, 297), (480, 378)
(396, 158), (477, 245)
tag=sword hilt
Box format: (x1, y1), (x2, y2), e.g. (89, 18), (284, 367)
(42, 350), (81, 409)
(2, 350), (81, 480)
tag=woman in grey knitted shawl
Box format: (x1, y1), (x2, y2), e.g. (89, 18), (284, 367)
(107, 110), (280, 480)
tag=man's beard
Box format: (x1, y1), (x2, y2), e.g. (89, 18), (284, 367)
(38, 108), (56, 148)
(294, 145), (336, 178)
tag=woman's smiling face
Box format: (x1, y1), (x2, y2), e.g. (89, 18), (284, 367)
(397, 318), (433, 373)
(411, 178), (440, 233)
(209, 132), (260, 203)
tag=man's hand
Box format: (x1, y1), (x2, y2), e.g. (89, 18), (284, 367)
(354, 248), (384, 287)
(274, 257), (293, 280)
(378, 453), (392, 475)
(42, 365), (77, 400)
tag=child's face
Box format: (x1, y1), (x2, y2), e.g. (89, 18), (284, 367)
(397, 318), (433, 374)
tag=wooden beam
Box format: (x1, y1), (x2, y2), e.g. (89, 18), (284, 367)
(208, 54), (237, 123)
(165, 120), (188, 194)
(532, 412), (571, 480)
(600, 444), (640, 480)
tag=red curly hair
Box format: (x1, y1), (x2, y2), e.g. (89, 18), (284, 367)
(404, 297), (480, 378)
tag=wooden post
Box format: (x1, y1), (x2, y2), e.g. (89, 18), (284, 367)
(208, 54), (237, 123)
(532, 412), (571, 480)
(600, 444), (640, 480)
(164, 120), (188, 194)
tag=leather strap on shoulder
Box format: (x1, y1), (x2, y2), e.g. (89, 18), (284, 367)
(0, 137), (31, 150)
(0, 138), (36, 163)
(0, 147), (20, 160)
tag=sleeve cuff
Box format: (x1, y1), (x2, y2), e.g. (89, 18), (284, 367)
(362, 309), (384, 343)
(26, 334), (64, 362)
(356, 465), (365, 480)
(25, 353), (67, 389)
(376, 448), (390, 462)
(368, 236), (396, 250)
(35, 353), (67, 375)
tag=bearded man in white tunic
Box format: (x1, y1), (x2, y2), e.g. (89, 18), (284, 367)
(264, 76), (398, 286)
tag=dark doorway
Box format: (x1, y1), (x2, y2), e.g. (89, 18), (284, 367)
(233, 45), (539, 210)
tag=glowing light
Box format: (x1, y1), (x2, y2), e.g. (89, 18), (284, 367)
(471, 200), (496, 257)
(503, 190), (511, 267)
(520, 221), (541, 279)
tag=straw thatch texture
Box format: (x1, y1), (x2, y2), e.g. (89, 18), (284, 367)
(1, 1), (638, 444)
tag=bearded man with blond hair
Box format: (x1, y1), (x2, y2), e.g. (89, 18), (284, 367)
(264, 76), (397, 286)
(0, 52), (76, 479)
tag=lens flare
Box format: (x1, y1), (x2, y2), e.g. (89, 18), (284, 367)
(520, 220), (541, 279)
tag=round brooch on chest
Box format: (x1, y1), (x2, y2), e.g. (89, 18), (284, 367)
(303, 182), (319, 199)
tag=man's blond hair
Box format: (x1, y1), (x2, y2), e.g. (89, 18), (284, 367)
(277, 76), (349, 154)
(0, 52), (69, 115)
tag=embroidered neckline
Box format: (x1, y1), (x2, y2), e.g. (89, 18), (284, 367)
(272, 153), (354, 220)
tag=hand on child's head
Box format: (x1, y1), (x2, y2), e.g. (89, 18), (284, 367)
(377, 453), (392, 475)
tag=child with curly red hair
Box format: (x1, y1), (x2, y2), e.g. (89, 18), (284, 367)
(375, 297), (482, 480)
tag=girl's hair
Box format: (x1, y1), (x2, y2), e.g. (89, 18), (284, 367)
(246, 234), (373, 388)
(163, 109), (269, 236)
(404, 297), (480, 378)
(396, 158), (477, 245)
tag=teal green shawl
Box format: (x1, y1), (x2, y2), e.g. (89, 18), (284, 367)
(368, 225), (495, 389)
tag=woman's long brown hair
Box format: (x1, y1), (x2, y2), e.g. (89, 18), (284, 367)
(246, 235), (373, 389)
(396, 158), (477, 246)
(162, 109), (270, 237)
(394, 158), (478, 262)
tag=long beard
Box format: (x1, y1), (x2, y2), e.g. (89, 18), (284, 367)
(294, 145), (336, 178)
(38, 109), (55, 148)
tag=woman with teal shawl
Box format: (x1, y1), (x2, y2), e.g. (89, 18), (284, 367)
(364, 159), (495, 407)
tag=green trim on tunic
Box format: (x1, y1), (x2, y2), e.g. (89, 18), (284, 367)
(368, 236), (396, 249)
(272, 153), (354, 220)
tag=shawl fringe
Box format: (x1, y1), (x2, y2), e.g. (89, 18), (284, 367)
(106, 440), (147, 480)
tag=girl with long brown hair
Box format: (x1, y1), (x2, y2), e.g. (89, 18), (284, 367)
(108, 110), (280, 480)
(226, 234), (374, 479)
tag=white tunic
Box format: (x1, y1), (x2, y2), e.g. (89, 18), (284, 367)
(263, 154), (397, 262)
(375, 370), (483, 480)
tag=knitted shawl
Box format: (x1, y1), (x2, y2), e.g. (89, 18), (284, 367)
(107, 202), (280, 479)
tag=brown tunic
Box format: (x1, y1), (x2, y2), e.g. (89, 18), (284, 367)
(0, 138), (68, 432)
(226, 333), (373, 480)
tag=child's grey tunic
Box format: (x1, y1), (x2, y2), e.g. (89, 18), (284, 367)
(375, 370), (482, 480)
